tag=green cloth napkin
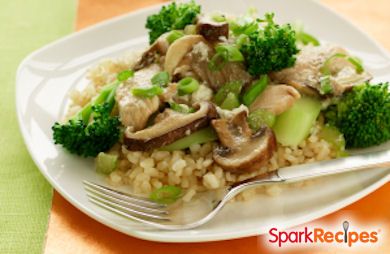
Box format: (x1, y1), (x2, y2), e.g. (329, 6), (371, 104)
(0, 1), (76, 253)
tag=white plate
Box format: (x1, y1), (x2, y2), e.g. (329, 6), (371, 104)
(16, 0), (390, 242)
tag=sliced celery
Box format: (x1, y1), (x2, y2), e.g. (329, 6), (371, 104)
(160, 127), (217, 151)
(220, 92), (240, 110)
(272, 97), (321, 146)
(150, 185), (182, 204)
(96, 152), (118, 174)
(214, 81), (242, 105)
(242, 75), (268, 106)
(319, 124), (348, 157)
(248, 109), (276, 130)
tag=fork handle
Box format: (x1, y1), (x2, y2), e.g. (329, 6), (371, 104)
(232, 149), (390, 190)
(277, 149), (390, 182)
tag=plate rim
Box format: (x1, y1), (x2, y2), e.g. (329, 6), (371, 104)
(15, 0), (390, 242)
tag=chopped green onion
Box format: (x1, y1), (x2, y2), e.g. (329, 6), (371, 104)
(293, 23), (320, 46)
(132, 85), (163, 98)
(150, 185), (182, 204)
(321, 53), (364, 75)
(169, 102), (195, 114)
(151, 71), (170, 87)
(242, 75), (268, 106)
(160, 127), (217, 151)
(167, 30), (185, 44)
(347, 56), (364, 74)
(209, 44), (244, 71)
(235, 34), (249, 48)
(248, 109), (276, 130)
(208, 53), (227, 71)
(229, 16), (258, 36)
(177, 77), (199, 95)
(214, 81), (243, 105)
(216, 44), (244, 62)
(211, 13), (226, 22)
(296, 32), (320, 46)
(117, 70), (134, 82)
(319, 75), (333, 95)
(220, 92), (241, 110)
(184, 24), (197, 35)
(96, 152), (118, 175)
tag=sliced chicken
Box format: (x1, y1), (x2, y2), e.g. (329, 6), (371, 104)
(249, 85), (301, 115)
(164, 35), (252, 91)
(270, 44), (371, 96)
(116, 64), (162, 131)
(182, 48), (252, 91)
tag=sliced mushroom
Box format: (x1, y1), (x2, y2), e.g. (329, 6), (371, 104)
(249, 85), (301, 115)
(124, 102), (217, 151)
(212, 111), (276, 172)
(134, 33), (170, 70)
(196, 16), (229, 42)
(164, 35), (205, 75)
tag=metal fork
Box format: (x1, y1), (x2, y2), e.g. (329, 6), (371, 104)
(84, 149), (390, 230)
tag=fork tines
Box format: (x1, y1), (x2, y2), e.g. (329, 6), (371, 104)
(83, 180), (171, 222)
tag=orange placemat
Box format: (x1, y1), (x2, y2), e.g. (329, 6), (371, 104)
(44, 1), (390, 253)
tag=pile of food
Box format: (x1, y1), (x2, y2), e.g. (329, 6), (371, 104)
(52, 1), (390, 203)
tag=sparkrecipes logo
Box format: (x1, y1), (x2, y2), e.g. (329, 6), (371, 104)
(268, 221), (380, 247)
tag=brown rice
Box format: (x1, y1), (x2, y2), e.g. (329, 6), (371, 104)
(66, 52), (337, 202)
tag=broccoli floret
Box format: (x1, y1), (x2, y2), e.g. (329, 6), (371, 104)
(52, 79), (124, 157)
(325, 82), (390, 148)
(239, 13), (299, 76)
(145, 1), (201, 44)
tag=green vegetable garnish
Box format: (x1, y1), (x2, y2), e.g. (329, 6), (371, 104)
(220, 92), (241, 110)
(320, 53), (364, 75)
(296, 32), (320, 46)
(184, 24), (197, 35)
(132, 86), (163, 98)
(151, 71), (170, 87)
(117, 70), (134, 81)
(248, 109), (276, 130)
(214, 81), (243, 105)
(160, 127), (217, 151)
(211, 13), (226, 22)
(145, 0), (201, 44)
(216, 44), (244, 62)
(242, 75), (268, 106)
(96, 152), (118, 174)
(169, 102), (195, 114)
(235, 34), (249, 48)
(319, 75), (333, 95)
(52, 70), (132, 157)
(167, 30), (185, 44)
(150, 185), (182, 204)
(239, 13), (299, 76)
(209, 44), (244, 71)
(272, 96), (321, 146)
(324, 82), (390, 148)
(318, 125), (348, 157)
(177, 77), (199, 95)
(229, 15), (258, 36)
